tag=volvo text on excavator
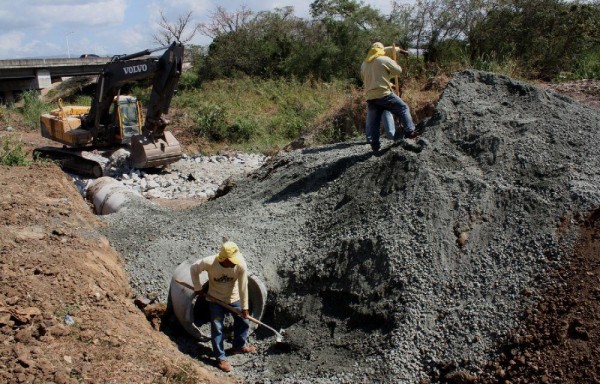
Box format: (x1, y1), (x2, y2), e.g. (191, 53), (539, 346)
(35, 42), (184, 177)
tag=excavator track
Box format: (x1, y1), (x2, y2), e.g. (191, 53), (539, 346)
(34, 146), (111, 178)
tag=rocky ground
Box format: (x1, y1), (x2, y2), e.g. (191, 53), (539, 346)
(0, 74), (598, 384)
(72, 152), (268, 210)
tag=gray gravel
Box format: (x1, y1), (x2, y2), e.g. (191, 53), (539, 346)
(72, 152), (267, 200)
(100, 70), (600, 383)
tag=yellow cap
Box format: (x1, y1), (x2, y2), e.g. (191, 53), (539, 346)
(217, 241), (242, 265)
(371, 42), (384, 50)
(365, 42), (385, 62)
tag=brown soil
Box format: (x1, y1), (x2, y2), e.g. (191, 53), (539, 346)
(544, 80), (600, 109)
(476, 209), (600, 384)
(0, 79), (597, 383)
(0, 164), (235, 384)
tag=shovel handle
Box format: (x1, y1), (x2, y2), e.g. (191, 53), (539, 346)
(174, 279), (283, 340)
(392, 44), (400, 96)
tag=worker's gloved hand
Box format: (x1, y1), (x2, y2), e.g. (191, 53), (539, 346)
(194, 290), (205, 298)
(241, 309), (249, 319)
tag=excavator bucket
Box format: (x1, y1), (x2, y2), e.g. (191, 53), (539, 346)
(130, 131), (182, 169)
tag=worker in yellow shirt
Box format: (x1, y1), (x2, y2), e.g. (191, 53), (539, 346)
(361, 42), (418, 152)
(190, 241), (256, 372)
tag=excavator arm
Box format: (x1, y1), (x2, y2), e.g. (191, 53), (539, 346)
(85, 42), (184, 167)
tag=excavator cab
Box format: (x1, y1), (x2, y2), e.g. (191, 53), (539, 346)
(114, 96), (142, 144)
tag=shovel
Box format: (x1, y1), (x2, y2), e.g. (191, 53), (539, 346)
(174, 279), (285, 344)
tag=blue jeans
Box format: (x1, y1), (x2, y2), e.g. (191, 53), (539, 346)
(366, 93), (415, 150)
(209, 300), (250, 360)
(366, 109), (395, 143)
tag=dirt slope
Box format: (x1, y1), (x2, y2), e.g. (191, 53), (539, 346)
(0, 164), (233, 384)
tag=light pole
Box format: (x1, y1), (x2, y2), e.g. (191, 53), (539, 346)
(66, 31), (74, 58)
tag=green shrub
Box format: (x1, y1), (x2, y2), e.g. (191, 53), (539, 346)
(574, 47), (600, 80)
(20, 91), (50, 130)
(73, 95), (92, 106)
(46, 88), (57, 99)
(0, 105), (10, 127)
(192, 103), (229, 140)
(228, 118), (258, 143)
(178, 71), (201, 90)
(471, 53), (523, 79)
(131, 86), (151, 106)
(0, 134), (31, 166)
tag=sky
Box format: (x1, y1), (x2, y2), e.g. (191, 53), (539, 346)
(0, 0), (406, 60)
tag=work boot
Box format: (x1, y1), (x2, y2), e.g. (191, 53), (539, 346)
(228, 345), (257, 355)
(216, 359), (232, 372)
(405, 129), (422, 140)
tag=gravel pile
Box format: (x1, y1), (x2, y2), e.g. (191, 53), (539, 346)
(100, 70), (600, 383)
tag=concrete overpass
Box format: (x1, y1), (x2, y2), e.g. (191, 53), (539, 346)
(0, 57), (110, 104)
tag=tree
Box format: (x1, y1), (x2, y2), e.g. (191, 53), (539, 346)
(197, 1), (410, 81)
(197, 6), (254, 39)
(407, 0), (494, 63)
(309, 0), (402, 80)
(468, 0), (600, 78)
(153, 10), (200, 46)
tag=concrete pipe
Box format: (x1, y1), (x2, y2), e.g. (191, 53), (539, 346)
(169, 260), (268, 341)
(87, 176), (146, 215)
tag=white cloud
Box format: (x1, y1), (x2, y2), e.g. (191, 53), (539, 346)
(0, 31), (25, 55)
(118, 26), (151, 53)
(0, 0), (126, 37)
(32, 0), (127, 27)
(0, 31), (63, 59)
(160, 0), (211, 15)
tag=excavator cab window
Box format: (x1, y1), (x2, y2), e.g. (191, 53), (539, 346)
(117, 97), (141, 143)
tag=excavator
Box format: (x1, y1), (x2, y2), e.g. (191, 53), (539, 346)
(35, 42), (184, 177)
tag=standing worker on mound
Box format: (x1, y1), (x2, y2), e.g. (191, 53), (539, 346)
(361, 42), (419, 152)
(365, 44), (408, 144)
(190, 241), (256, 372)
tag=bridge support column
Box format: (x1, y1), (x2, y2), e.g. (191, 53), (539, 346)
(35, 69), (51, 89)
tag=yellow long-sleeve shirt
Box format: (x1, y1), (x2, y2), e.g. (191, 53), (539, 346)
(360, 48), (403, 100)
(190, 255), (249, 310)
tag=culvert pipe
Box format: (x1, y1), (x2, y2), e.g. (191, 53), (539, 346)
(169, 260), (268, 341)
(86, 176), (147, 215)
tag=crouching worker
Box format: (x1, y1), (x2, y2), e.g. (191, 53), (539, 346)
(190, 241), (257, 372)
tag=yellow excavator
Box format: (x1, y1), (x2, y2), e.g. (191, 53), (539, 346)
(35, 42), (184, 177)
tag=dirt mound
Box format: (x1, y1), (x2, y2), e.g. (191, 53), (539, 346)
(100, 70), (599, 383)
(477, 208), (600, 384)
(0, 164), (231, 384)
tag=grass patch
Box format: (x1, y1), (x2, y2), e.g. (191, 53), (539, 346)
(0, 104), (11, 128)
(0, 134), (32, 166)
(172, 77), (358, 153)
(18, 90), (52, 130)
(470, 53), (524, 80)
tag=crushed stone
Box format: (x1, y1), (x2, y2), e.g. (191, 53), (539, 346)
(70, 152), (268, 201)
(100, 70), (600, 383)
